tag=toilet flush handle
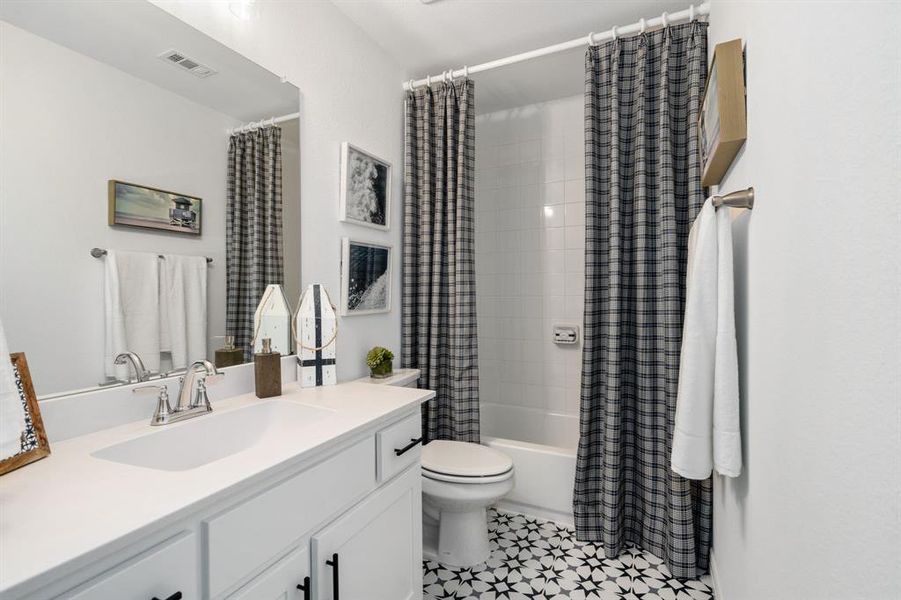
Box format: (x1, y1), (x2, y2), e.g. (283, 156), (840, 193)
(395, 437), (423, 456)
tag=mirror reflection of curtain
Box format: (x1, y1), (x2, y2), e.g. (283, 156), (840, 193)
(226, 126), (284, 361)
(575, 21), (711, 580)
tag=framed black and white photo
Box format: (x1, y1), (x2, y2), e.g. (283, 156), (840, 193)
(339, 142), (391, 230)
(340, 238), (391, 315)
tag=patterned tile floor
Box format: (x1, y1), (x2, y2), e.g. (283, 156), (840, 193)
(423, 510), (714, 600)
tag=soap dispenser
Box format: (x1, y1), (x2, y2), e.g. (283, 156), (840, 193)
(214, 335), (243, 368)
(254, 338), (281, 398)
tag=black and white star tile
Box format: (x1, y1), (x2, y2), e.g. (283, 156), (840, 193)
(423, 509), (714, 600)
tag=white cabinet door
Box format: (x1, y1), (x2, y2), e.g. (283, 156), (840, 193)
(66, 532), (198, 600)
(311, 466), (422, 600)
(228, 545), (310, 600)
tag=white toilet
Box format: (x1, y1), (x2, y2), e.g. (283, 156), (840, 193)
(421, 440), (514, 567)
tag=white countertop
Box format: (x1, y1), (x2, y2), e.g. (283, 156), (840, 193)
(0, 381), (434, 595)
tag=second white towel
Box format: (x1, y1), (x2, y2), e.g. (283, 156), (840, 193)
(160, 254), (208, 370)
(671, 198), (742, 479)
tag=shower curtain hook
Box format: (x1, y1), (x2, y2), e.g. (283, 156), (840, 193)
(661, 11), (669, 27)
(610, 25), (618, 40)
(689, 5), (695, 21)
(443, 70), (449, 83)
(639, 18), (646, 33)
(463, 65), (469, 78)
(426, 74), (431, 87)
(588, 31), (597, 46)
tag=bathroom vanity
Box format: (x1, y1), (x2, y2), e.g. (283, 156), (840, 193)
(0, 380), (433, 600)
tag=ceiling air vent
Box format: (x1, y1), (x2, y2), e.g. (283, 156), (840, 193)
(157, 49), (217, 79)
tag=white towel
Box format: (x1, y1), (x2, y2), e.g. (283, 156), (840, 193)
(159, 254), (208, 370)
(104, 250), (161, 380)
(671, 198), (742, 479)
(0, 318), (26, 459)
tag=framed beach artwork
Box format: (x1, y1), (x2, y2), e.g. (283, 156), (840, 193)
(108, 180), (202, 235)
(339, 142), (391, 230)
(340, 238), (391, 316)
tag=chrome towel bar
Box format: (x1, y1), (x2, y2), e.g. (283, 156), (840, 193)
(712, 187), (754, 209)
(90, 247), (213, 263)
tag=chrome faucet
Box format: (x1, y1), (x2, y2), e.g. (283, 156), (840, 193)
(114, 352), (151, 382)
(176, 360), (222, 412)
(132, 360), (223, 426)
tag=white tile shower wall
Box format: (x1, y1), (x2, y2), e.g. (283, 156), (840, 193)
(475, 95), (584, 428)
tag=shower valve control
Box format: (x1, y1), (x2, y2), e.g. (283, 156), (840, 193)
(553, 325), (579, 345)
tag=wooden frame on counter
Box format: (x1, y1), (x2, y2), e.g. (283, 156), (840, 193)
(0, 353), (50, 476)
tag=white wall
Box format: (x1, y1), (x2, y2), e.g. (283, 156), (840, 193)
(0, 22), (239, 396)
(151, 0), (406, 382)
(707, 3), (901, 599)
(475, 95), (584, 448)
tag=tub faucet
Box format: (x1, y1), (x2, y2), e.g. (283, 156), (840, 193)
(114, 352), (151, 382)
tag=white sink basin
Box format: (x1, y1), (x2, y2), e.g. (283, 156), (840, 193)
(91, 400), (334, 471)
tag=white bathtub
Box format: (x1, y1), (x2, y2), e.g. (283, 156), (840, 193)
(481, 403), (578, 527)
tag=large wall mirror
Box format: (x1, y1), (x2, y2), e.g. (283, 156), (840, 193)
(0, 1), (301, 398)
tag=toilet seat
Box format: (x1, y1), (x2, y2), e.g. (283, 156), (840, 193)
(421, 440), (514, 484)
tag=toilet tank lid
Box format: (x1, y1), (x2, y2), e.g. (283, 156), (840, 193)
(421, 440), (513, 477)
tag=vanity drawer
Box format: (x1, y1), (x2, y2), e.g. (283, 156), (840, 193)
(376, 411), (422, 482)
(65, 531), (197, 600)
(205, 438), (375, 598)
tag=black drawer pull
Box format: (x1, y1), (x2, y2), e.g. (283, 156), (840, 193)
(296, 575), (311, 600)
(151, 593), (181, 600)
(326, 553), (339, 599)
(394, 437), (422, 456)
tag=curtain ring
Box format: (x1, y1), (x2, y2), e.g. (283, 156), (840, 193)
(588, 31), (597, 46)
(610, 25), (617, 40)
(426, 74), (431, 87)
(463, 65), (469, 78)
(689, 5), (695, 21)
(407, 78), (415, 90)
(661, 11), (669, 27)
(443, 70), (449, 83)
(639, 18), (646, 33)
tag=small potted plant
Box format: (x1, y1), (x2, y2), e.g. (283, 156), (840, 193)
(366, 346), (394, 379)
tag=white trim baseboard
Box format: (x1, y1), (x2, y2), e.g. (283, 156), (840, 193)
(709, 549), (726, 600)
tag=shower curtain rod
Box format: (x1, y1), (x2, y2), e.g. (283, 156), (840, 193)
(228, 111), (299, 135)
(402, 1), (711, 91)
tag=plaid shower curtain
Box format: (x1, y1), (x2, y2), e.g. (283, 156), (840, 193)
(402, 79), (480, 443)
(226, 126), (284, 361)
(574, 21), (712, 579)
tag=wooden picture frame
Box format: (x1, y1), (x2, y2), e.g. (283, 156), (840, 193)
(340, 237), (392, 316)
(0, 353), (50, 476)
(338, 143), (392, 231)
(108, 180), (202, 236)
(699, 39), (747, 187)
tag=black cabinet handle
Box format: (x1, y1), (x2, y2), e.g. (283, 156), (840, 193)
(326, 552), (339, 599)
(296, 575), (311, 600)
(394, 437), (422, 456)
(151, 593), (181, 600)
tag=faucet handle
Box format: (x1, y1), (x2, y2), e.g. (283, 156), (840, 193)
(133, 384), (173, 426)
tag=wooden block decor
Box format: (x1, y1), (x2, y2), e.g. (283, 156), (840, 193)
(700, 39), (747, 187)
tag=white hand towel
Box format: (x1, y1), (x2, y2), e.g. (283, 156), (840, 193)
(160, 254), (208, 370)
(0, 318), (26, 459)
(104, 250), (161, 380)
(713, 205), (742, 476)
(671, 198), (742, 479)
